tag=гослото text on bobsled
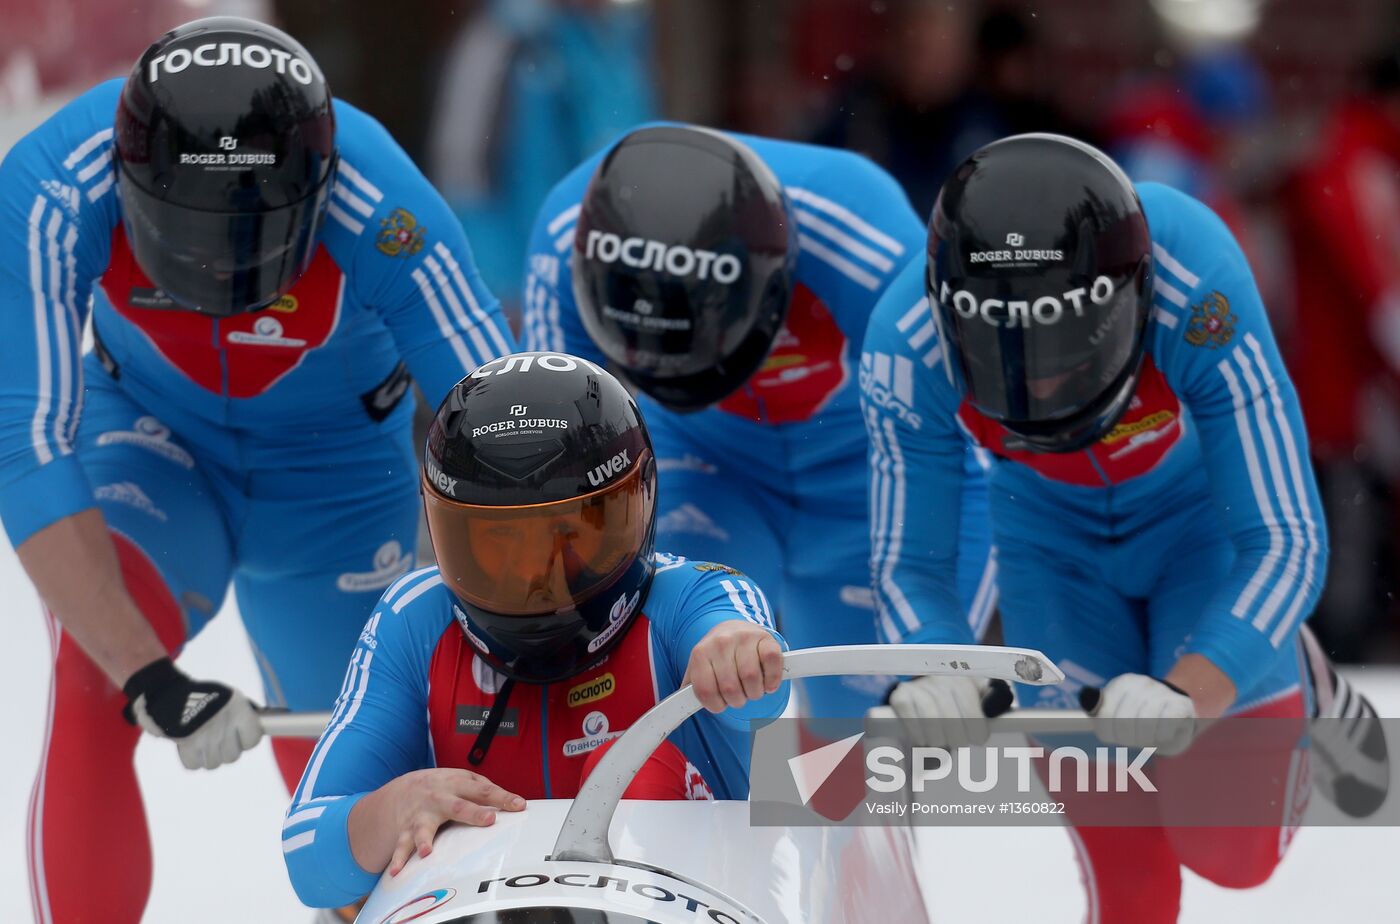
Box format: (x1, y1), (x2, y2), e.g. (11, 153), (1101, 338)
(265, 643), (1064, 924)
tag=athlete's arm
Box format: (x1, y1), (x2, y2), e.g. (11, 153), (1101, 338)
(860, 264), (972, 647)
(282, 573), (489, 907)
(681, 617), (784, 714)
(653, 562), (790, 726)
(1148, 184), (1329, 711)
(520, 172), (609, 363)
(326, 103), (515, 407)
(348, 767), (524, 880)
(793, 148), (926, 345)
(0, 82), (172, 688)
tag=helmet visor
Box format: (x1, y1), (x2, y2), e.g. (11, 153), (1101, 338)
(118, 163), (332, 316)
(931, 260), (1148, 424)
(424, 450), (656, 617)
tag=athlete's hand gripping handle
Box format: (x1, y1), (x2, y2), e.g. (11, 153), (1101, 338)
(1080, 674), (1197, 756)
(123, 657), (264, 770)
(887, 676), (1015, 748)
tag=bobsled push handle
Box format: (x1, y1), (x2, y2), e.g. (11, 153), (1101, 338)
(549, 642), (1062, 864)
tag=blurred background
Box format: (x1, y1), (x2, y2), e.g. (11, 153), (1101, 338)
(3, 0), (1399, 666)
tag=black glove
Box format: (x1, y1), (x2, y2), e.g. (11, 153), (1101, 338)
(122, 657), (264, 770)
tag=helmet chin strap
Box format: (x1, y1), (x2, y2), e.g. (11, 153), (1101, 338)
(468, 677), (517, 766)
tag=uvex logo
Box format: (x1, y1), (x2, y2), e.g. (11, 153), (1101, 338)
(587, 449), (631, 487)
(426, 458), (458, 495)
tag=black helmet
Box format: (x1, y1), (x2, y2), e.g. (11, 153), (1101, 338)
(115, 17), (337, 316)
(928, 133), (1153, 453)
(423, 352), (658, 684)
(571, 125), (797, 412)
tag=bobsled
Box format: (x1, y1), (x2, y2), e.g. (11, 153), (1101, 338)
(314, 644), (1065, 924)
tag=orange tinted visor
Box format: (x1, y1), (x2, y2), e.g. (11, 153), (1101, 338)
(423, 450), (655, 617)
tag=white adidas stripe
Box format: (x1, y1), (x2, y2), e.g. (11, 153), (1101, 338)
(60, 223), (83, 448)
(296, 612), (384, 804)
(337, 160), (383, 203)
(62, 128), (112, 170)
(896, 298), (928, 333)
(863, 401), (922, 640)
(1231, 348), (1304, 635)
(547, 203), (581, 235)
(967, 546), (999, 640)
(332, 180), (374, 218)
(1152, 242), (1200, 288)
(863, 404), (902, 644)
(794, 208), (895, 273)
(44, 210), (75, 461)
(27, 198), (54, 466)
(392, 573), (443, 613)
(878, 414), (920, 635)
(907, 318), (936, 351)
(798, 233), (879, 290)
(85, 172), (115, 202)
(326, 200), (364, 235)
(1152, 276), (1188, 308)
(423, 253), (493, 366)
(74, 149), (111, 183)
(383, 566), (436, 605)
(739, 579), (772, 628)
(281, 831), (316, 853)
(411, 267), (476, 371)
(1243, 334), (1321, 645)
(282, 805), (327, 829)
(432, 242), (512, 359)
(1217, 358), (1287, 625)
(787, 186), (905, 256)
(720, 579), (757, 625)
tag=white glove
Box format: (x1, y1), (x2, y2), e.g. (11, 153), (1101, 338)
(888, 675), (993, 748)
(1084, 673), (1197, 756)
(123, 657), (264, 770)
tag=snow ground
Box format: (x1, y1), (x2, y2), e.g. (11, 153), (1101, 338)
(1, 536), (1396, 923)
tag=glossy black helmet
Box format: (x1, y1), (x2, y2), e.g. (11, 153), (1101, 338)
(423, 352), (658, 684)
(928, 133), (1153, 453)
(571, 125), (797, 412)
(115, 17), (337, 316)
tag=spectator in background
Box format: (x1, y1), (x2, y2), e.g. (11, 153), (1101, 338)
(1101, 78), (1254, 241)
(427, 0), (657, 315)
(811, 1), (1086, 216)
(1283, 46), (1400, 661)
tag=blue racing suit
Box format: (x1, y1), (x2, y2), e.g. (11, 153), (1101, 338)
(282, 554), (790, 907)
(522, 128), (994, 718)
(861, 182), (1326, 713)
(0, 78), (515, 734)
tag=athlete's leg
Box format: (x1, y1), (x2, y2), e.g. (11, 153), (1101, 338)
(1143, 532), (1311, 890)
(996, 529), (1181, 924)
(232, 423), (420, 792)
(29, 371), (233, 924)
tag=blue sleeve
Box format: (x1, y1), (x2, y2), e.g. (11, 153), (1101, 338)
(282, 570), (442, 908)
(0, 80), (122, 547)
(860, 261), (973, 647)
(653, 564), (790, 733)
(648, 562), (791, 800)
(519, 164), (607, 363)
(1144, 184), (1329, 695)
(323, 102), (516, 409)
(785, 149), (925, 348)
